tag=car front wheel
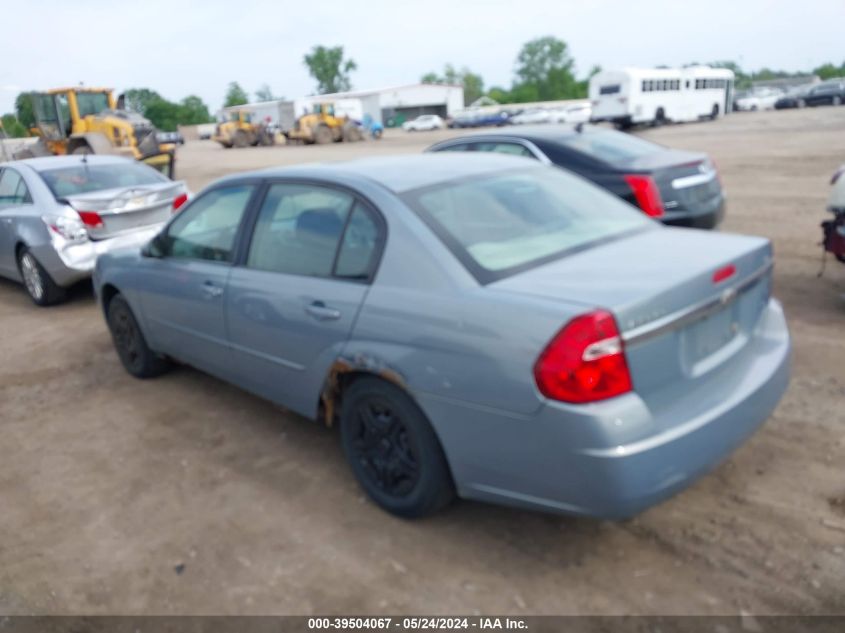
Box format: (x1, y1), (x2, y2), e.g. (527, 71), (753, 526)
(340, 377), (454, 518)
(17, 247), (67, 306)
(106, 294), (170, 378)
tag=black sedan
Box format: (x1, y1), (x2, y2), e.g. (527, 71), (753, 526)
(803, 80), (845, 107)
(427, 125), (724, 229)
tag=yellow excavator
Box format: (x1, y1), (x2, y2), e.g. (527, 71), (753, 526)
(14, 87), (175, 176)
(213, 109), (275, 148)
(285, 103), (363, 145)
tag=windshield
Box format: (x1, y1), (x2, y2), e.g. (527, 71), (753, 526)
(559, 128), (661, 164)
(76, 92), (110, 117)
(40, 162), (168, 198)
(404, 167), (652, 282)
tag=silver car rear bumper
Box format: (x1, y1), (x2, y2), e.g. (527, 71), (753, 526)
(417, 299), (790, 518)
(32, 225), (163, 287)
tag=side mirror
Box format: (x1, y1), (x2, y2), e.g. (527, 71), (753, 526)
(141, 234), (164, 258)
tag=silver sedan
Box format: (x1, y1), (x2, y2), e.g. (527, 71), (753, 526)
(0, 155), (187, 305)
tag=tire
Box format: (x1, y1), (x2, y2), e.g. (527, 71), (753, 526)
(314, 125), (333, 145)
(233, 130), (248, 148)
(106, 294), (170, 378)
(710, 104), (719, 120)
(797, 99), (806, 108)
(17, 247), (67, 306)
(652, 108), (666, 127)
(834, 96), (842, 106)
(342, 123), (363, 142)
(339, 377), (454, 518)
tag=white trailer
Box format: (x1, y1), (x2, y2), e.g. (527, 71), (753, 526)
(589, 66), (735, 127)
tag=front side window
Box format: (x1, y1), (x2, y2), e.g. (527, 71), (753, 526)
(0, 169), (32, 207)
(246, 184), (354, 278)
(404, 168), (651, 282)
(160, 185), (254, 262)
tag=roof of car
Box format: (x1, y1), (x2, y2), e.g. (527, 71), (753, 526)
(226, 153), (538, 193)
(9, 154), (136, 172)
(433, 124), (591, 147)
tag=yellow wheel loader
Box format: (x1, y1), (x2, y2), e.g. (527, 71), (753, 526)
(13, 88), (176, 176)
(213, 110), (275, 149)
(285, 103), (363, 145)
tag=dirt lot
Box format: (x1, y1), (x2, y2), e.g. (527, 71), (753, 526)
(1, 108), (844, 616)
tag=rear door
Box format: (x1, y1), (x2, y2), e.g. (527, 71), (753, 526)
(226, 182), (384, 417)
(0, 167), (34, 277)
(137, 183), (256, 378)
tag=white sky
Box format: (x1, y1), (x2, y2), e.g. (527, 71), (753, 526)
(1, 0), (842, 114)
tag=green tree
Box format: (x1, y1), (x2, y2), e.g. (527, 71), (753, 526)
(254, 84), (276, 102)
(420, 64), (485, 106)
(513, 36), (579, 101)
(224, 82), (249, 107)
(14, 93), (35, 129)
(303, 45), (357, 94)
(123, 88), (164, 115)
(813, 62), (845, 80)
(143, 99), (181, 131)
(178, 95), (213, 125)
(1, 114), (28, 138)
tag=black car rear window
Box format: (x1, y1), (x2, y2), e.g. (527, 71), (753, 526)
(558, 128), (661, 165)
(39, 162), (168, 198)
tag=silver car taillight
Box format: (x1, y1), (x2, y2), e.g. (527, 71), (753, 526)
(42, 215), (89, 244)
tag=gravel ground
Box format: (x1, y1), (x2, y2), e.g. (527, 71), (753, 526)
(1, 107), (844, 616)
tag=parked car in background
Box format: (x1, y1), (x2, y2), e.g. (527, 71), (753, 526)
(0, 155), (188, 305)
(156, 131), (185, 145)
(512, 108), (551, 125)
(774, 86), (812, 110)
(473, 111), (511, 127)
(447, 112), (478, 128)
(735, 88), (783, 111)
(402, 114), (446, 132)
(95, 154), (790, 519)
(550, 102), (592, 124)
(427, 125), (725, 228)
(804, 80), (845, 107)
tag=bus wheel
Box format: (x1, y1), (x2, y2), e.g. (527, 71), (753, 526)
(710, 104), (720, 120)
(652, 108), (666, 127)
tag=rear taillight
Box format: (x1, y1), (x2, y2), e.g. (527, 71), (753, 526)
(534, 310), (633, 404)
(77, 211), (104, 229)
(832, 166), (845, 185)
(623, 174), (665, 218)
(172, 192), (188, 212)
(712, 264), (736, 284)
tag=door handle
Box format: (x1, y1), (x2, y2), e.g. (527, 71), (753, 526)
(201, 281), (224, 299)
(305, 300), (341, 321)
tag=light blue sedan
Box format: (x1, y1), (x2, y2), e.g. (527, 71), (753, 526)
(94, 154), (790, 518)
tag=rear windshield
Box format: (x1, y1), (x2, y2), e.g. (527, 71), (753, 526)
(404, 167), (652, 283)
(559, 128), (661, 164)
(39, 162), (168, 198)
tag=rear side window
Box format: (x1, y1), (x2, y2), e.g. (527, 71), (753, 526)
(246, 184), (355, 278)
(0, 169), (32, 207)
(558, 128), (661, 164)
(39, 162), (167, 197)
(404, 167), (650, 282)
(334, 204), (381, 279)
(472, 142), (536, 159)
(435, 143), (473, 153)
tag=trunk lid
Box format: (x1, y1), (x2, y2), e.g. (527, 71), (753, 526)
(64, 181), (183, 240)
(490, 227), (772, 392)
(621, 149), (723, 214)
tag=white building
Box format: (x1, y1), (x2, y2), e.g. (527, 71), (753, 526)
(223, 83), (464, 129)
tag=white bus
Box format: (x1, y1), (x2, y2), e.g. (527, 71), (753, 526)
(589, 66), (735, 128)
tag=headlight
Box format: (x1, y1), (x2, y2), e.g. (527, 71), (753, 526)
(42, 215), (89, 244)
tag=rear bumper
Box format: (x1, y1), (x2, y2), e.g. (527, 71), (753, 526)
(418, 299), (790, 518)
(31, 225), (162, 287)
(663, 197), (725, 230)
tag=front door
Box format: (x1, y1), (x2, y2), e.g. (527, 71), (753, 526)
(138, 183), (256, 378)
(226, 182), (385, 417)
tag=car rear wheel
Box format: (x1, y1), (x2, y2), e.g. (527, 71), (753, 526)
(339, 377), (454, 518)
(107, 294), (170, 378)
(834, 96), (842, 106)
(17, 248), (67, 306)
